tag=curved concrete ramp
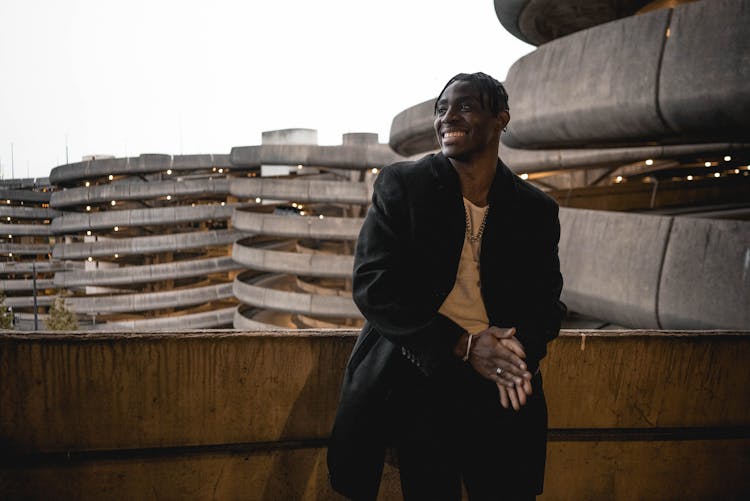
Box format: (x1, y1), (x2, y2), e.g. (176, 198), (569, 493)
(232, 241), (353, 279)
(93, 307), (236, 330)
(229, 178), (369, 205)
(560, 208), (750, 329)
(232, 209), (362, 241)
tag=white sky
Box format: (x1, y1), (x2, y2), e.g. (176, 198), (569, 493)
(0, 0), (533, 179)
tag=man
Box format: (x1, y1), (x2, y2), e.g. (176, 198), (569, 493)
(328, 72), (565, 500)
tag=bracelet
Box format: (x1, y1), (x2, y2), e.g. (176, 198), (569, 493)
(462, 333), (474, 362)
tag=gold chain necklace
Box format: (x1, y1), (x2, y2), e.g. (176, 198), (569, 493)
(465, 202), (490, 243)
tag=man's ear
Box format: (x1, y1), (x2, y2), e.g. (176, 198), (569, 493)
(500, 110), (510, 130)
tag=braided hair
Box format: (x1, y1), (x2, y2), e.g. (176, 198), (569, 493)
(434, 72), (510, 116)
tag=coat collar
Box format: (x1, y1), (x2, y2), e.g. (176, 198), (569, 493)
(429, 152), (520, 210)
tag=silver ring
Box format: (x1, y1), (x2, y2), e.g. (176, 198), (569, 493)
(496, 367), (503, 376)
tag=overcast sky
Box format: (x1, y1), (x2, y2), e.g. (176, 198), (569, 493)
(0, 0), (533, 179)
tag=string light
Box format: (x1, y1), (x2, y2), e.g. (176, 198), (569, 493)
(645, 159), (654, 166)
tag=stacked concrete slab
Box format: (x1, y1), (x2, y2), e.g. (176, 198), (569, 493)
(229, 129), (402, 329)
(0, 179), (76, 328)
(47, 154), (252, 330)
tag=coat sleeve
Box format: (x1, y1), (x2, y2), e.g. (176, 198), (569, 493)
(513, 202), (566, 373)
(352, 166), (466, 376)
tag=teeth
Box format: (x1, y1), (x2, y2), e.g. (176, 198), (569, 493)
(444, 131), (465, 138)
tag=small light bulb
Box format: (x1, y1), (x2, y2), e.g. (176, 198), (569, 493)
(705, 162), (712, 167)
(8, 252), (12, 257)
(297, 164), (303, 170)
(724, 156), (732, 162)
(520, 173), (529, 180)
(299, 211), (306, 216)
(615, 176), (623, 183)
(108, 174), (114, 180)
(114, 226), (119, 232)
(7, 234), (12, 238)
(218, 168), (224, 174)
(166, 195), (172, 201)
(111, 200), (116, 206)
(221, 202), (226, 206)
(371, 168), (378, 174)
(686, 175), (693, 181)
(255, 197), (262, 203)
(167, 169), (172, 175)
(114, 253), (119, 258)
(319, 214), (324, 219)
(645, 159), (654, 166)
(86, 230), (92, 236)
(87, 256), (93, 262)
(292, 203), (298, 208)
(86, 205), (91, 211)
(735, 169), (740, 174)
(85, 181), (91, 187)
(714, 172), (720, 178)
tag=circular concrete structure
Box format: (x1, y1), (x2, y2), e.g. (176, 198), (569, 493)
(47, 154), (252, 330)
(0, 178), (73, 328)
(229, 130), (401, 329)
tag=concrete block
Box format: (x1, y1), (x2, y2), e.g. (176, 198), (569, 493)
(559, 208), (671, 328)
(659, 0), (750, 138)
(658, 217), (750, 329)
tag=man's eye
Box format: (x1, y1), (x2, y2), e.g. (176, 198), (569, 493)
(436, 107), (447, 115)
(460, 104), (472, 111)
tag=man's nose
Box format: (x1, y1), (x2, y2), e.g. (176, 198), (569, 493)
(442, 106), (458, 122)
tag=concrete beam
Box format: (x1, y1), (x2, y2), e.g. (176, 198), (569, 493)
(54, 256), (241, 288)
(232, 208), (362, 241)
(232, 241), (353, 279)
(52, 229), (249, 259)
(230, 144), (402, 170)
(229, 178), (369, 204)
(93, 307), (237, 331)
(50, 205), (234, 233)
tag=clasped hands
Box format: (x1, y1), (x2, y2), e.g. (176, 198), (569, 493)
(460, 326), (532, 411)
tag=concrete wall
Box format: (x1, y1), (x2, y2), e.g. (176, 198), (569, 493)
(559, 208), (750, 330)
(502, 1), (750, 149)
(229, 178), (369, 205)
(232, 209), (362, 241)
(1, 330), (748, 500)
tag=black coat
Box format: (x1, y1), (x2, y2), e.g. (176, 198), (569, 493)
(328, 152), (566, 499)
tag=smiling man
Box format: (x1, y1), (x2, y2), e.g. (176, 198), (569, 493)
(328, 72), (566, 500)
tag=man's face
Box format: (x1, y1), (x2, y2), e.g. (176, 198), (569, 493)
(433, 80), (507, 162)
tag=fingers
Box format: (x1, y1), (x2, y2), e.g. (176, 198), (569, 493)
(515, 383), (527, 407)
(498, 384), (509, 409)
(507, 385), (520, 411)
(500, 337), (526, 360)
(488, 326), (516, 340)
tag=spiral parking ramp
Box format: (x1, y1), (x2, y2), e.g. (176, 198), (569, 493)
(389, 0), (750, 329)
(0, 179), (73, 327)
(47, 154), (253, 330)
(229, 129), (402, 329)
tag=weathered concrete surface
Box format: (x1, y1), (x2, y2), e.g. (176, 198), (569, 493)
(0, 223), (51, 236)
(94, 307), (236, 331)
(503, 9), (671, 148)
(494, 0), (651, 46)
(232, 208), (362, 241)
(52, 229), (248, 259)
(389, 98), (439, 157)
(658, 218), (750, 329)
(232, 241), (353, 279)
(0, 330), (748, 499)
(229, 144), (402, 170)
(559, 207), (750, 329)
(49, 154), (232, 186)
(229, 178), (369, 204)
(0, 206), (58, 219)
(50, 178), (229, 208)
(233, 274), (359, 319)
(559, 209), (671, 328)
(50, 205), (234, 233)
(65, 283), (234, 314)
(659, 0), (750, 139)
(54, 256), (241, 287)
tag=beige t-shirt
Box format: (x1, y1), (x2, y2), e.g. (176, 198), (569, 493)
(437, 197), (490, 335)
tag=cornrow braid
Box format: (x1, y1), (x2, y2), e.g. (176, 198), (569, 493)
(434, 72), (510, 116)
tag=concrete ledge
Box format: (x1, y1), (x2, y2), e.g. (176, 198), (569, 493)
(0, 278), (55, 291)
(0, 330), (748, 499)
(503, 9), (671, 148)
(54, 256), (241, 288)
(50, 178), (229, 208)
(0, 243), (51, 255)
(229, 178), (369, 204)
(230, 144), (402, 170)
(232, 208), (362, 241)
(658, 217), (750, 329)
(0, 206), (58, 219)
(0, 189), (50, 203)
(0, 223), (51, 236)
(559, 208), (671, 328)
(52, 229), (248, 259)
(659, 0), (750, 138)
(51, 205), (234, 233)
(49, 154), (232, 186)
(233, 275), (360, 319)
(94, 307), (237, 331)
(66, 283), (234, 314)
(0, 261), (81, 273)
(389, 98), (438, 157)
(232, 241), (353, 279)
